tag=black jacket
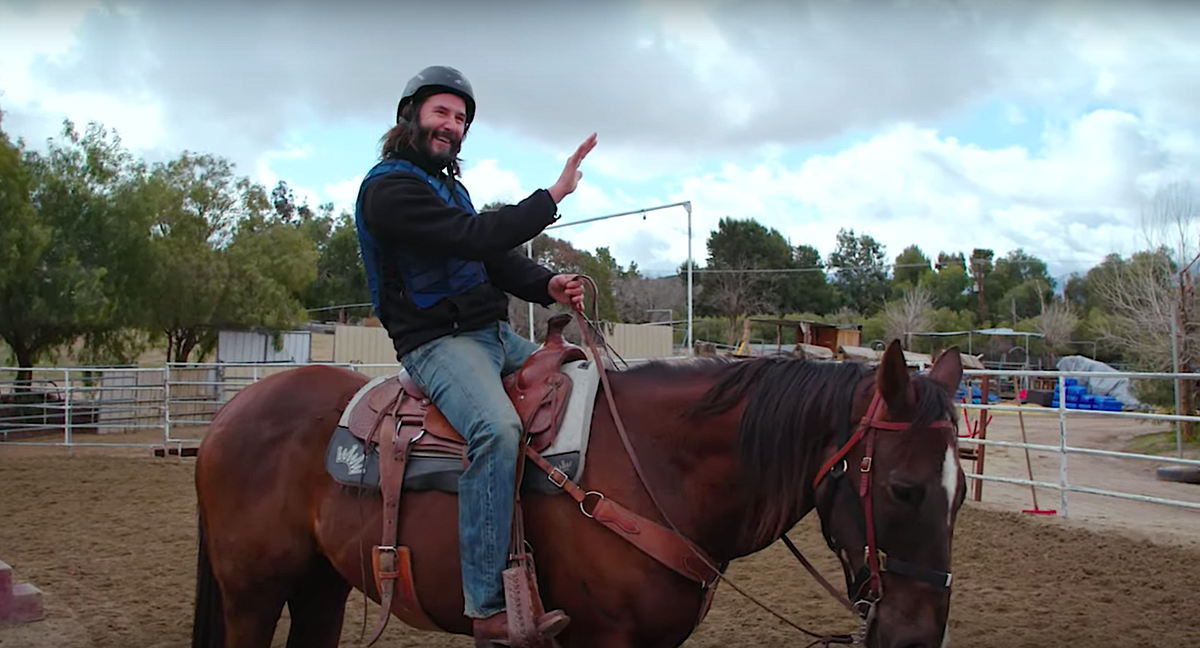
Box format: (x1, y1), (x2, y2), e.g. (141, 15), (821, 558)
(361, 146), (559, 359)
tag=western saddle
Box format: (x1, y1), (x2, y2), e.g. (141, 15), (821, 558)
(345, 312), (725, 647)
(346, 314), (587, 645)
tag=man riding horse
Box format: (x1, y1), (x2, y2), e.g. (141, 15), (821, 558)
(353, 64), (596, 646)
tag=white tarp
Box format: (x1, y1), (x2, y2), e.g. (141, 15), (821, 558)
(1055, 355), (1143, 408)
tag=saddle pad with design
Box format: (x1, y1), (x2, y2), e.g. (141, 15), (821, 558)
(325, 359), (601, 496)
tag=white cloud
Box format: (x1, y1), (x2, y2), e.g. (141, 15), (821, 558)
(323, 178), (360, 214)
(15, 0), (1192, 176)
(653, 108), (1200, 282)
(461, 159), (528, 207)
(5, 0), (1200, 290)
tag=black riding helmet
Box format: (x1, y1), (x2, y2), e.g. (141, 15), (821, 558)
(396, 65), (476, 127)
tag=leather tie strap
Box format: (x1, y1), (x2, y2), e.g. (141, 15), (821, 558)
(523, 447), (720, 586)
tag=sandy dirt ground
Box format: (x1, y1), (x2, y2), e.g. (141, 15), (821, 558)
(2, 408), (1200, 648)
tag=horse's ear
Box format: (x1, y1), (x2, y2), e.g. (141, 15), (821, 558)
(875, 339), (911, 411)
(928, 346), (963, 395)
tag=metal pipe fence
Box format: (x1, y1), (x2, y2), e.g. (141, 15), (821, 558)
(957, 367), (1200, 518)
(0, 366), (168, 445)
(4, 362), (1199, 523)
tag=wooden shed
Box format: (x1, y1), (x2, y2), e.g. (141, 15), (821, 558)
(737, 317), (862, 358)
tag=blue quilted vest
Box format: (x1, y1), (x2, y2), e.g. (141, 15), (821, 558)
(354, 159), (488, 311)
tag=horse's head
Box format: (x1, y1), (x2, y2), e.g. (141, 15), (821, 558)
(813, 340), (964, 648)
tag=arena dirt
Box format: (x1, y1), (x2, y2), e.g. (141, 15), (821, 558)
(1, 452), (1198, 648)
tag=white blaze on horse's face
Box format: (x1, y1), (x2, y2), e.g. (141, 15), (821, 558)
(942, 444), (959, 527)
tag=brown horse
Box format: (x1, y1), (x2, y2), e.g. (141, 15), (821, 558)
(191, 336), (965, 648)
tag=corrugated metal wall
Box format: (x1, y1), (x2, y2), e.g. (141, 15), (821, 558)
(216, 330), (311, 363)
(603, 323), (673, 359)
(333, 325), (397, 377)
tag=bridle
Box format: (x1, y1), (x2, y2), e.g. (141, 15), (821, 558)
(789, 388), (958, 641)
(568, 276), (957, 646)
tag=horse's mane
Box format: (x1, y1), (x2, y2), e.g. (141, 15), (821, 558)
(655, 354), (958, 544)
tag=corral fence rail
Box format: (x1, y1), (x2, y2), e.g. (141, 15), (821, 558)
(0, 365), (168, 447)
(958, 367), (1200, 518)
(4, 362), (1199, 521)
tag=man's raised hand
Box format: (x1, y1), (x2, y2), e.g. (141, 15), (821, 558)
(548, 133), (597, 204)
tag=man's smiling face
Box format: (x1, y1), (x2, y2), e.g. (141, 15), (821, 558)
(417, 92), (468, 166)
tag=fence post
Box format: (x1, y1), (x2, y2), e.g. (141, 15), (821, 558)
(1057, 374), (1069, 518)
(63, 369), (72, 447)
(163, 365), (172, 444)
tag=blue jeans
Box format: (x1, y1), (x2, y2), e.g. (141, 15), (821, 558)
(400, 321), (539, 619)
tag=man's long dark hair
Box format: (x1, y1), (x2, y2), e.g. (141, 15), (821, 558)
(379, 95), (465, 178)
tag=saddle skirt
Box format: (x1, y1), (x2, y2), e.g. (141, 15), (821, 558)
(325, 316), (602, 496)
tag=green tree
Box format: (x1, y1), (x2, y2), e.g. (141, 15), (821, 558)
(304, 211), (369, 320)
(780, 244), (835, 315)
(0, 110), (41, 378)
(926, 252), (970, 311)
(988, 249), (1056, 323)
(212, 183), (318, 334)
(892, 244), (933, 291)
(133, 152), (241, 362)
(133, 154), (318, 362)
(827, 228), (890, 315)
(697, 217), (795, 340)
(0, 118), (150, 377)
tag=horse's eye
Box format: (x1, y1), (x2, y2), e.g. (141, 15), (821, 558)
(889, 482), (925, 507)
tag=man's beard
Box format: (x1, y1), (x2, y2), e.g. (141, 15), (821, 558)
(416, 122), (463, 168)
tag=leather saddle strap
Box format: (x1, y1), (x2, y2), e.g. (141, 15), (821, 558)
(524, 447), (721, 586)
(367, 392), (436, 644)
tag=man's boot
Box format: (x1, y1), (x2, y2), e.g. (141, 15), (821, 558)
(472, 608), (570, 647)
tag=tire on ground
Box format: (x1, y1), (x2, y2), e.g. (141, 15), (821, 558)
(1155, 465), (1200, 484)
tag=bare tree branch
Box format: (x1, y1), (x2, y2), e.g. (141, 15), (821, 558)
(1139, 181), (1200, 267)
(1091, 252), (1183, 369)
(882, 284), (934, 345)
(1035, 299), (1078, 356)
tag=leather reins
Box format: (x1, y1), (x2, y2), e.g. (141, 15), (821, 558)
(568, 276), (955, 646)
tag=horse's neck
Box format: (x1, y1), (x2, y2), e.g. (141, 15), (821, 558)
(607, 370), (799, 563)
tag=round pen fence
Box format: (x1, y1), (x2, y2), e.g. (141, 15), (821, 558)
(4, 361), (1200, 524)
(0, 366), (168, 447)
(956, 367), (1200, 519)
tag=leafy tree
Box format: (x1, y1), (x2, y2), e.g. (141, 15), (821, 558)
(827, 228), (890, 315)
(132, 154), (317, 362)
(892, 244), (933, 291)
(0, 109), (40, 378)
(926, 252), (970, 311)
(780, 244), (835, 315)
(132, 153), (241, 362)
(304, 211), (369, 320)
(0, 118), (150, 379)
(989, 249), (1055, 323)
(212, 185), (318, 334)
(697, 217), (795, 341)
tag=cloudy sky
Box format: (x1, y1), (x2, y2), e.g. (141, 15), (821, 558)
(3, 0), (1199, 285)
